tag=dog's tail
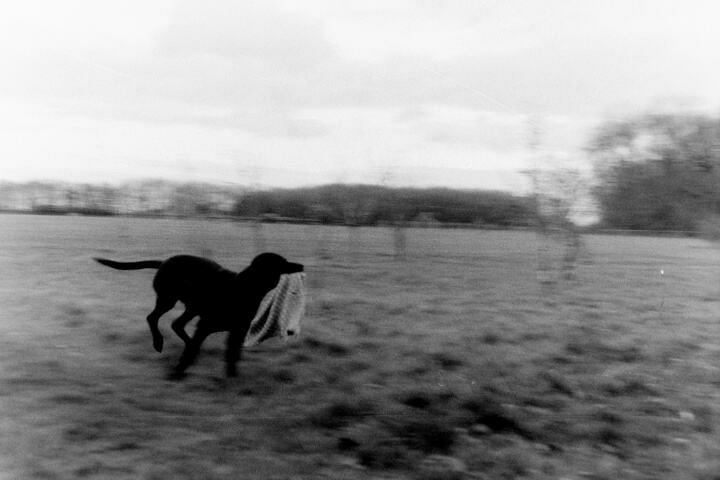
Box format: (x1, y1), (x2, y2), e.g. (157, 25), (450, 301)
(94, 258), (162, 270)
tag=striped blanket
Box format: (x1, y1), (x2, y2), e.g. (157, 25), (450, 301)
(244, 272), (307, 347)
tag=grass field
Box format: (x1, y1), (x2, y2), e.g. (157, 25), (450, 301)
(1, 214), (720, 479)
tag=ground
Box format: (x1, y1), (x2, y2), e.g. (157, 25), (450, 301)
(1, 214), (720, 479)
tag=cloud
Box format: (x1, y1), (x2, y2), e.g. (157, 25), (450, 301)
(10, 1), (720, 123)
(158, 0), (337, 69)
(3, 1), (720, 189)
(66, 100), (330, 138)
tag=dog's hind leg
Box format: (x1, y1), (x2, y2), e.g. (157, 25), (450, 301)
(147, 296), (176, 353)
(171, 309), (196, 345)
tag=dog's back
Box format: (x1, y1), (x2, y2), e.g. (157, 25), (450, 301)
(152, 256), (237, 311)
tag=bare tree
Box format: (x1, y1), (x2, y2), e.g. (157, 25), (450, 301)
(528, 167), (589, 288)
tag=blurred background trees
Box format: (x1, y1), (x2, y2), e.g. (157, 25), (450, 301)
(0, 180), (535, 228)
(589, 113), (720, 232)
(2, 112), (718, 235)
(232, 185), (535, 227)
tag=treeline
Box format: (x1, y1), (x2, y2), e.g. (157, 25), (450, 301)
(0, 180), (241, 217)
(234, 184), (534, 226)
(0, 181), (535, 227)
(589, 113), (720, 232)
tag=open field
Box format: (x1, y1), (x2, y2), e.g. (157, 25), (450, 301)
(2, 214), (720, 479)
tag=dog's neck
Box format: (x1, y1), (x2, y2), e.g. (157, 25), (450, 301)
(235, 268), (282, 295)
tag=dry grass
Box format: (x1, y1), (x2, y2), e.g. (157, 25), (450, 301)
(1, 215), (720, 479)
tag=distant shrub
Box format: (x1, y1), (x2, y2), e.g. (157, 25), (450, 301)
(698, 214), (720, 242)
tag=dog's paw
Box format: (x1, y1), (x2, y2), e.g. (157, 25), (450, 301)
(153, 337), (164, 353)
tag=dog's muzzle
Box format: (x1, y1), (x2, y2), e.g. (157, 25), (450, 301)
(286, 262), (304, 273)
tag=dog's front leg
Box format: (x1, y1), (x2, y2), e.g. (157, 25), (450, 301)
(170, 324), (212, 379)
(224, 323), (251, 377)
(171, 309), (196, 345)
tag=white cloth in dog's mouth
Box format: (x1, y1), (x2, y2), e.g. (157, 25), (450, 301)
(244, 272), (306, 347)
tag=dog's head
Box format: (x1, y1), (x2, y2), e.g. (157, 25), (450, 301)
(250, 252), (304, 274)
(242, 252), (304, 291)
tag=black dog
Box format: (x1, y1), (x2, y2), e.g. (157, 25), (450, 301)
(94, 253), (304, 378)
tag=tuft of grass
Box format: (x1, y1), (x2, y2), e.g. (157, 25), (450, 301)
(105, 441), (141, 452)
(271, 368), (296, 384)
(481, 331), (503, 345)
(289, 352), (312, 363)
(337, 436), (360, 451)
(416, 455), (467, 480)
(407, 364), (433, 377)
(430, 352), (464, 371)
(541, 371), (576, 396)
(48, 393), (92, 405)
(397, 388), (458, 412)
(595, 426), (624, 448)
(348, 414), (458, 470)
(74, 463), (105, 478)
(309, 396), (375, 430)
(63, 421), (108, 443)
(521, 394), (568, 411)
(495, 448), (533, 479)
(237, 378), (276, 396)
(303, 337), (351, 357)
(599, 376), (658, 397)
(387, 416), (456, 454)
(595, 409), (625, 426)
(357, 437), (417, 469)
(102, 332), (123, 344)
(400, 392), (433, 409)
(62, 305), (87, 317)
(691, 405), (714, 433)
(565, 338), (644, 363)
(457, 394), (527, 437)
(355, 415), (457, 468)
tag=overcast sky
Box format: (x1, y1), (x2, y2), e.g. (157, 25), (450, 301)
(1, 0), (719, 191)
